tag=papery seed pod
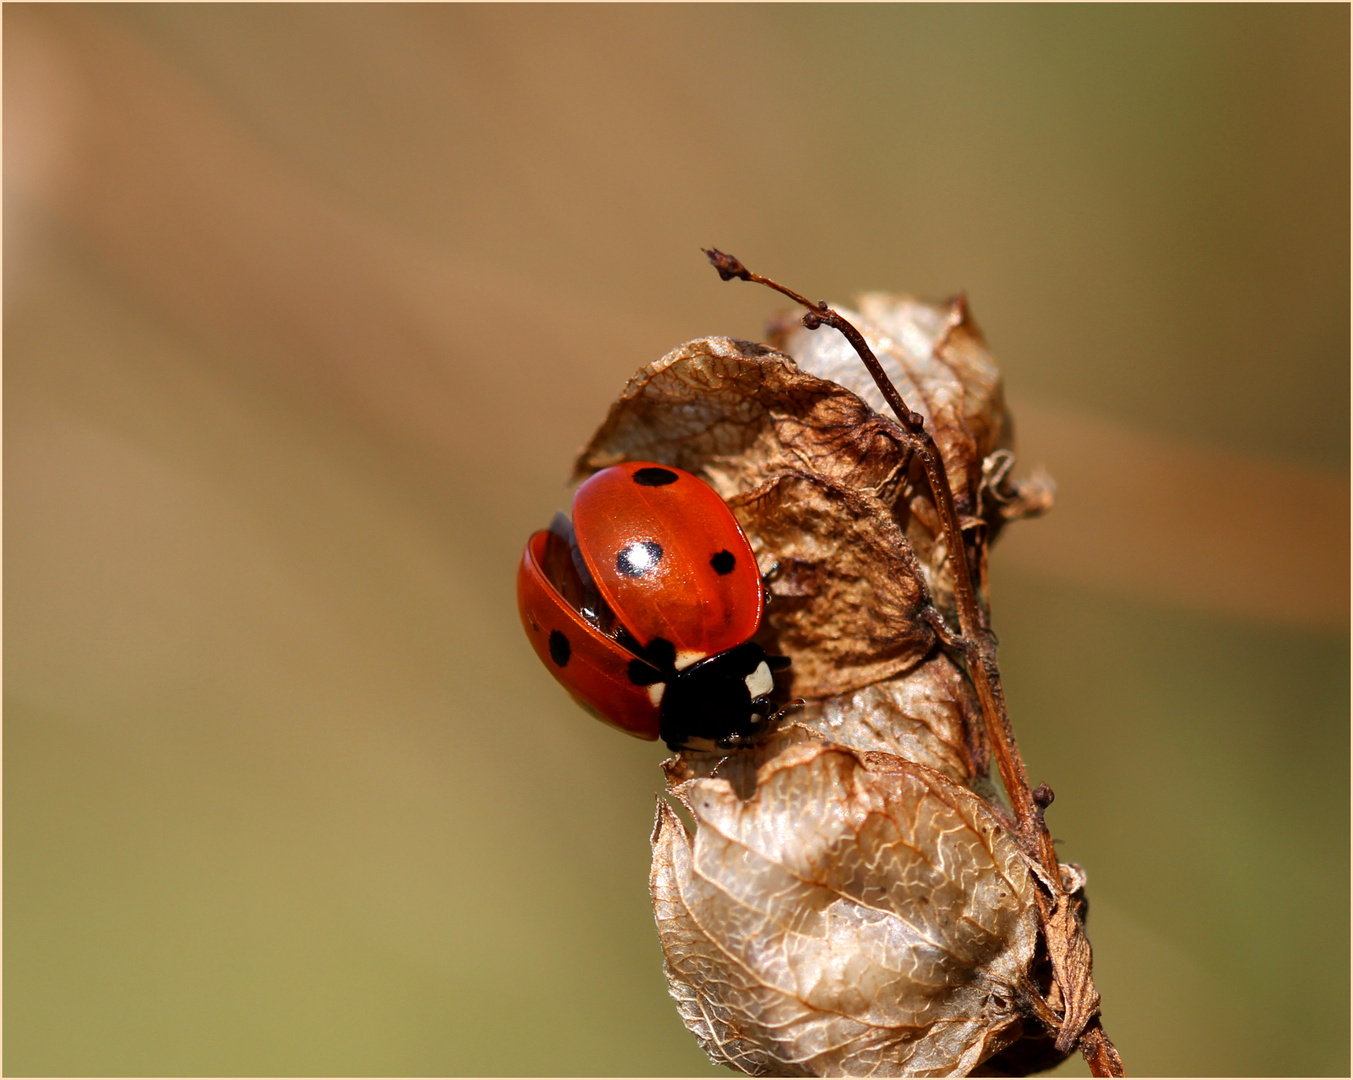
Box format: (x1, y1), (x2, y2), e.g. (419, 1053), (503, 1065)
(653, 736), (1040, 1076)
(797, 650), (988, 786)
(769, 293), (1053, 615)
(561, 277), (1119, 1076)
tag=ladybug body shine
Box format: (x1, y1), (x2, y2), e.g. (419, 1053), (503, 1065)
(518, 462), (787, 751)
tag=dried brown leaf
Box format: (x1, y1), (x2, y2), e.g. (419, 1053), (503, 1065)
(571, 287), (1113, 1074)
(768, 294), (1005, 515)
(793, 649), (988, 786)
(575, 336), (911, 505)
(770, 295), (1053, 613)
(728, 471), (932, 699)
(653, 741), (1040, 1076)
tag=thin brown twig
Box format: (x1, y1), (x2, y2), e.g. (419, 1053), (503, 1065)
(703, 248), (1046, 859)
(703, 248), (1124, 1077)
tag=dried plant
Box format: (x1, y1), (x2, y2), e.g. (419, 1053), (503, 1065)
(573, 252), (1122, 1076)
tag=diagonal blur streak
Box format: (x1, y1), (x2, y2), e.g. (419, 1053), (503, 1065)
(9, 5), (1344, 633)
(1000, 396), (1348, 631)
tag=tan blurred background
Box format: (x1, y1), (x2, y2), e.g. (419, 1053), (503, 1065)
(5, 5), (1347, 1076)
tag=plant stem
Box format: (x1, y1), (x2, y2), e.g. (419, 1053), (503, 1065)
(704, 248), (1124, 1077)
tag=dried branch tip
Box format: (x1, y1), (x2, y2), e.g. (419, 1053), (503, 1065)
(700, 249), (923, 431)
(702, 247), (751, 282)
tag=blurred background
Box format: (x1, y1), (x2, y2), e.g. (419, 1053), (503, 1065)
(5, 5), (1347, 1076)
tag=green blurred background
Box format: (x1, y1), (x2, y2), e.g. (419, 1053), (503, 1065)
(6, 5), (1348, 1076)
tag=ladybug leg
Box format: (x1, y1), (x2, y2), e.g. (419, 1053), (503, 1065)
(715, 718), (771, 752)
(710, 697), (804, 752)
(766, 698), (806, 725)
(760, 560), (783, 607)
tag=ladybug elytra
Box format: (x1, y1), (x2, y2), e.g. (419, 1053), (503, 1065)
(518, 461), (789, 751)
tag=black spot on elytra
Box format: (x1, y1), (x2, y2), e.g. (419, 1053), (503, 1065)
(643, 637), (677, 672)
(627, 660), (663, 686)
(548, 630), (571, 667)
(710, 549), (736, 575)
(617, 540), (663, 578)
(632, 467), (678, 486)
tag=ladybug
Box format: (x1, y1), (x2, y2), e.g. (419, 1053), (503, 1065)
(518, 461), (790, 751)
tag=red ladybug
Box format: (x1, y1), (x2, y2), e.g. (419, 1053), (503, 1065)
(518, 461), (790, 751)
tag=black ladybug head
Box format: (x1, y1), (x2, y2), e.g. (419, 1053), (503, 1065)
(658, 642), (783, 752)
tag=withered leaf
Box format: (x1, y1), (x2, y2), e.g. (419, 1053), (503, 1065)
(770, 295), (1053, 612)
(793, 649), (988, 786)
(768, 293), (1006, 517)
(575, 336), (911, 505)
(653, 741), (1039, 1077)
(729, 471), (932, 700)
(571, 287), (1113, 1074)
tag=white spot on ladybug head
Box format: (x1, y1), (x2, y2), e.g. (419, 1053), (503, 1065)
(674, 649), (707, 671)
(744, 661), (773, 699)
(647, 682), (667, 707)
